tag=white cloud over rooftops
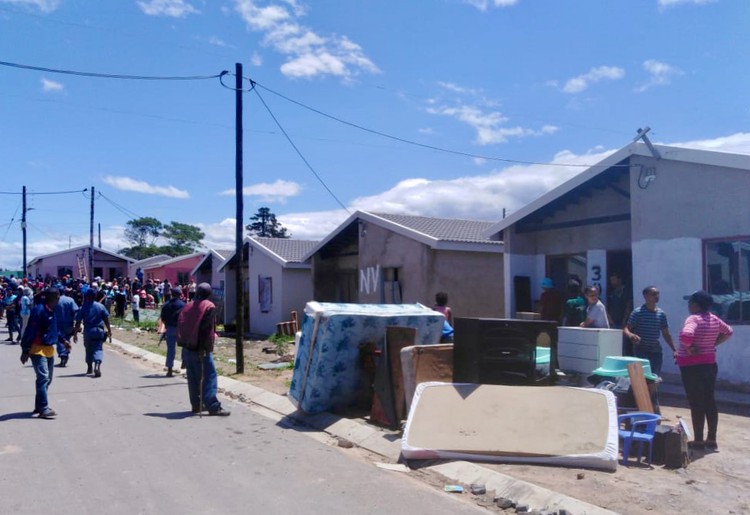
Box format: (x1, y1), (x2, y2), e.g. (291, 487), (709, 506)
(102, 175), (190, 198)
(464, 0), (519, 11)
(0, 0), (60, 13)
(634, 59), (684, 93)
(41, 78), (63, 92)
(232, 0), (379, 81)
(136, 0), (199, 18)
(658, 0), (716, 7)
(562, 66), (625, 94)
(220, 179), (302, 203)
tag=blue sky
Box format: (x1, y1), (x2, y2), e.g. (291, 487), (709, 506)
(1, 0), (749, 269)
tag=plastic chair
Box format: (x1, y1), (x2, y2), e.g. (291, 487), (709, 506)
(618, 412), (661, 466)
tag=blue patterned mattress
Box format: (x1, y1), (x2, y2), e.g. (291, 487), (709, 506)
(289, 302), (444, 414)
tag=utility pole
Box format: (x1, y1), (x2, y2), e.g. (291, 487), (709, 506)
(89, 186), (95, 281)
(21, 186), (27, 277)
(234, 62), (245, 374)
(98, 223), (101, 248)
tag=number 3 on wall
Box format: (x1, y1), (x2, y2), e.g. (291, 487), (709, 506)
(591, 265), (601, 282)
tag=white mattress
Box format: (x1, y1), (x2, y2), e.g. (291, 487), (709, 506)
(401, 382), (618, 471)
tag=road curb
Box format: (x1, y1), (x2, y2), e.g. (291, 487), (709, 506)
(109, 336), (617, 514)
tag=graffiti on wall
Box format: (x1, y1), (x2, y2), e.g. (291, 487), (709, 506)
(359, 265), (380, 294)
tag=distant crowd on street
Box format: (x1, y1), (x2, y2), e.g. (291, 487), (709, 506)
(2, 272), (227, 419)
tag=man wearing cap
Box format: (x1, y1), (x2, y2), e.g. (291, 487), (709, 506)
(73, 288), (112, 378)
(54, 287), (80, 367)
(160, 287), (186, 377)
(177, 283), (229, 416)
(677, 290), (733, 450)
(20, 287), (68, 418)
(623, 286), (675, 376)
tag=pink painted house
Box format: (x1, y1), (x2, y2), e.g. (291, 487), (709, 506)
(26, 245), (135, 281)
(139, 252), (205, 286)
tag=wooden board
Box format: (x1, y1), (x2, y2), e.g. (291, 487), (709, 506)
(386, 326), (417, 422)
(627, 361), (654, 413)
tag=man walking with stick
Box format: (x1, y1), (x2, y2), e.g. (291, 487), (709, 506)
(177, 283), (229, 416)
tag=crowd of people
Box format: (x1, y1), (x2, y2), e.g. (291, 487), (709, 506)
(2, 273), (227, 420)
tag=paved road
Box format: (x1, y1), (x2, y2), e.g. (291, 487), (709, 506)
(0, 326), (483, 515)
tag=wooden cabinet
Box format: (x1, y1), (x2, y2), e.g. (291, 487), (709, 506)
(557, 327), (623, 374)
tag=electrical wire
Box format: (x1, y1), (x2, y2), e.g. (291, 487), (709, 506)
(0, 60), (226, 81)
(1, 200), (21, 241)
(0, 188), (88, 195)
(252, 87), (351, 214)
(97, 191), (144, 220)
(251, 80), (630, 169)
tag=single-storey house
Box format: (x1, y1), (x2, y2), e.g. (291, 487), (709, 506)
(128, 254), (172, 280)
(26, 245), (135, 281)
(191, 248), (232, 321)
(140, 252), (205, 285)
(484, 140), (750, 389)
(221, 237), (317, 336)
(191, 248), (232, 292)
(302, 211), (505, 319)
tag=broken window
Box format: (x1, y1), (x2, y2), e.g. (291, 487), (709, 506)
(705, 238), (750, 322)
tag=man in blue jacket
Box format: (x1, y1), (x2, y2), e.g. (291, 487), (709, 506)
(20, 287), (69, 419)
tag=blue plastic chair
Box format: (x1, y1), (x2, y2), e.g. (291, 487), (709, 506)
(618, 412), (661, 466)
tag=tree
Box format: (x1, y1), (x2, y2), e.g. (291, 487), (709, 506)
(119, 244), (162, 261)
(124, 217), (163, 247)
(246, 207), (290, 238)
(161, 221), (205, 255)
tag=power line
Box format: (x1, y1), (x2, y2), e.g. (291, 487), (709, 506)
(252, 80), (630, 169)
(252, 87), (351, 214)
(97, 191), (143, 220)
(0, 60), (226, 81)
(0, 188), (88, 195)
(1, 200), (21, 242)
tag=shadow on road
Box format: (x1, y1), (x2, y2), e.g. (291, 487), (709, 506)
(143, 411), (195, 420)
(0, 411), (35, 422)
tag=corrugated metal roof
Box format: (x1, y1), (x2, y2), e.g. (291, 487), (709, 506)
(371, 213), (500, 244)
(252, 238), (319, 263)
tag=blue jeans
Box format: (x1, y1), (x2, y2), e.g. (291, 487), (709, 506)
(84, 336), (104, 365)
(165, 326), (177, 369)
(31, 355), (54, 413)
(182, 349), (221, 412)
(634, 347), (663, 376)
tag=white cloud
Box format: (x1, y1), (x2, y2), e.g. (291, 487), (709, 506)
(208, 36), (228, 47)
(0, 0), (60, 13)
(233, 0), (379, 80)
(250, 51), (263, 66)
(658, 0), (716, 6)
(464, 0), (518, 11)
(219, 179), (301, 203)
(102, 175), (190, 198)
(136, 0), (199, 18)
(634, 59), (684, 93)
(41, 78), (63, 92)
(562, 66), (625, 93)
(427, 104), (558, 145)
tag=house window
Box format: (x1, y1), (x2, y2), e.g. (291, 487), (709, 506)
(381, 267), (402, 304)
(705, 238), (750, 322)
(258, 276), (272, 313)
(57, 266), (73, 278)
(177, 272), (189, 285)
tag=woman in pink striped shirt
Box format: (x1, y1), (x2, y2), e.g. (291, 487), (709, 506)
(677, 290), (733, 450)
